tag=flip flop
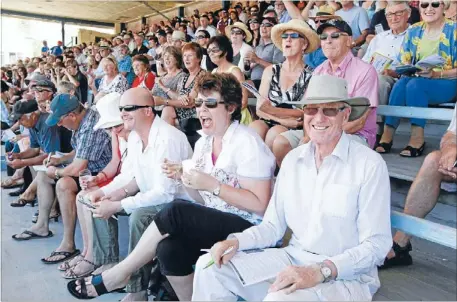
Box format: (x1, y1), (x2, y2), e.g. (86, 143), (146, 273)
(12, 230), (53, 241)
(67, 274), (124, 300)
(41, 249), (81, 264)
(1, 178), (24, 189)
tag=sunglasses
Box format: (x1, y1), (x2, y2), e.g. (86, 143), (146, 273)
(231, 30), (244, 35)
(319, 32), (348, 41)
(303, 106), (346, 117)
(196, 35), (207, 39)
(118, 105), (152, 112)
(420, 1), (441, 9)
(260, 23), (274, 27)
(35, 88), (52, 93)
(281, 33), (303, 39)
(195, 98), (225, 108)
(207, 47), (221, 54)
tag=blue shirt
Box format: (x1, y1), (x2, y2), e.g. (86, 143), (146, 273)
(117, 55), (135, 86)
(51, 46), (63, 56)
(29, 112), (61, 153)
(336, 6), (370, 40)
(279, 10), (292, 23)
(304, 47), (327, 70)
(1, 101), (10, 126)
(41, 46), (49, 53)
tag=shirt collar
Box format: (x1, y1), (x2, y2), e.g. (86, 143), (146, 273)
(298, 131), (350, 163)
(387, 26), (410, 37)
(197, 120), (240, 145)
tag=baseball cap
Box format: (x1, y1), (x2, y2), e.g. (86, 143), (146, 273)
(317, 19), (353, 36)
(34, 79), (55, 91)
(45, 94), (80, 126)
(156, 29), (166, 37)
(9, 100), (39, 122)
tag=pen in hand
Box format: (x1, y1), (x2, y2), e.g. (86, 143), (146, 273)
(45, 152), (53, 167)
(204, 246), (234, 269)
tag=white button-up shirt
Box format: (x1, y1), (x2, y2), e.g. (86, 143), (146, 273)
(194, 121), (276, 225)
(362, 28), (409, 69)
(232, 133), (392, 296)
(101, 117), (193, 214)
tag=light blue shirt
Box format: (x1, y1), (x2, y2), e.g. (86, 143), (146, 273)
(336, 6), (370, 40)
(279, 10), (292, 23)
(1, 100), (10, 126)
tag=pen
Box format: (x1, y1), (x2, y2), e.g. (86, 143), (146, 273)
(204, 246), (234, 269)
(46, 152), (53, 166)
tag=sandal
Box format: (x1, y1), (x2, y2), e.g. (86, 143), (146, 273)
(399, 143), (425, 158)
(41, 249), (81, 264)
(12, 230), (53, 241)
(59, 254), (85, 271)
(1, 177), (24, 189)
(375, 141), (393, 154)
(67, 274), (124, 299)
(32, 212), (59, 223)
(63, 259), (99, 279)
(10, 198), (37, 207)
(379, 242), (413, 270)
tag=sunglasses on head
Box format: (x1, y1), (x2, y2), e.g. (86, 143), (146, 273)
(303, 106), (346, 117)
(118, 105), (152, 112)
(319, 32), (348, 41)
(420, 1), (441, 9)
(195, 98), (225, 108)
(260, 22), (274, 27)
(281, 33), (303, 39)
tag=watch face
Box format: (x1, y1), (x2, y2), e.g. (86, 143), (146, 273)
(322, 266), (332, 278)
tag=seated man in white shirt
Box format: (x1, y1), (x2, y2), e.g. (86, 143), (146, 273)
(362, 1), (410, 107)
(381, 105), (457, 269)
(192, 75), (392, 301)
(84, 87), (193, 301)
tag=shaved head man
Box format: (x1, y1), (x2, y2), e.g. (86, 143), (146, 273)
(80, 88), (193, 301)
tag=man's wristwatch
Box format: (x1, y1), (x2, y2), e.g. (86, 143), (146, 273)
(212, 182), (221, 196)
(54, 169), (61, 180)
(319, 262), (333, 283)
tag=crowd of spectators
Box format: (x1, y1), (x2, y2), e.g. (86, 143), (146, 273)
(1, 0), (456, 301)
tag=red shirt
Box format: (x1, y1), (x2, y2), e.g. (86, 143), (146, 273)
(132, 72), (155, 90)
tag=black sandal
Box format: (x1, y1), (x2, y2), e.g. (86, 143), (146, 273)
(41, 249), (80, 264)
(379, 242), (413, 270)
(400, 143), (425, 158)
(375, 141), (393, 154)
(67, 274), (124, 299)
(10, 198), (36, 207)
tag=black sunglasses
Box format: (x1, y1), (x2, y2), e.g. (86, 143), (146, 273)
(196, 35), (207, 39)
(118, 105), (152, 112)
(195, 98), (225, 108)
(281, 33), (303, 39)
(303, 107), (346, 117)
(260, 23), (274, 27)
(420, 1), (441, 9)
(231, 30), (244, 35)
(319, 32), (348, 41)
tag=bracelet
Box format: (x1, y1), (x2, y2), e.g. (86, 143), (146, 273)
(123, 188), (129, 198)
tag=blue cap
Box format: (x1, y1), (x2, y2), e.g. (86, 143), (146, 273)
(46, 93), (80, 126)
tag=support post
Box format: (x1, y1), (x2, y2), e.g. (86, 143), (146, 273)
(61, 20), (65, 46)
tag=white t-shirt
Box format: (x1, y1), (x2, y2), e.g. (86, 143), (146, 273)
(193, 121), (276, 224)
(447, 106), (457, 134)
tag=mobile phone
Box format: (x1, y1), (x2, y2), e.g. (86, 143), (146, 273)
(77, 195), (96, 209)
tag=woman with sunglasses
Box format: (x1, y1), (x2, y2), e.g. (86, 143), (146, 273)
(67, 73), (275, 301)
(89, 57), (129, 104)
(207, 35), (253, 126)
(60, 92), (131, 279)
(376, 0), (457, 158)
(225, 22), (254, 72)
(249, 19), (320, 150)
(247, 16), (261, 48)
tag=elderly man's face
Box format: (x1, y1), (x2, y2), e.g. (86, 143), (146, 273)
(386, 3), (410, 32)
(134, 35), (143, 47)
(321, 27), (351, 62)
(303, 102), (350, 146)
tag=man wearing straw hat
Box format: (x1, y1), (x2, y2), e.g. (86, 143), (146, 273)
(192, 75), (391, 301)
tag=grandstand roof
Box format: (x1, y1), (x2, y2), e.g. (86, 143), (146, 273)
(1, 1), (192, 25)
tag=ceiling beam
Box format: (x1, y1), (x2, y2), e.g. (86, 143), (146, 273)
(0, 9), (115, 28)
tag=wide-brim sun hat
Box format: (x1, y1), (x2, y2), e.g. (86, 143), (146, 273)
(285, 75), (370, 121)
(225, 22), (253, 43)
(271, 19), (320, 54)
(93, 92), (123, 130)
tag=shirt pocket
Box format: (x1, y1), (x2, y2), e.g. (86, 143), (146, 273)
(321, 184), (359, 218)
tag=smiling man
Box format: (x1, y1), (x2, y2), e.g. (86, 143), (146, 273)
(192, 75), (392, 301)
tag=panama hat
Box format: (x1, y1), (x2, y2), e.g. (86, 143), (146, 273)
(225, 22), (253, 43)
(286, 75), (369, 121)
(309, 6), (340, 20)
(271, 19), (320, 53)
(93, 92), (123, 130)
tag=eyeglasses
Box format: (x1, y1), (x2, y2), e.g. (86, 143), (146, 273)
(34, 88), (52, 93)
(260, 23), (274, 27)
(385, 9), (407, 18)
(231, 30), (244, 35)
(420, 2), (441, 9)
(281, 33), (303, 39)
(118, 105), (152, 112)
(319, 32), (348, 41)
(207, 47), (221, 54)
(303, 106), (346, 117)
(195, 98), (225, 108)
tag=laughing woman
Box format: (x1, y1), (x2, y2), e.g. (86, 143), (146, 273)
(67, 73), (276, 301)
(377, 0), (457, 157)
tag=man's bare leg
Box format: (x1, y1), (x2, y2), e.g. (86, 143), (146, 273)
(167, 273), (195, 301)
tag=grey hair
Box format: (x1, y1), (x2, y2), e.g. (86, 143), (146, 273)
(57, 81), (76, 94)
(386, 1), (412, 12)
(442, 0), (451, 10)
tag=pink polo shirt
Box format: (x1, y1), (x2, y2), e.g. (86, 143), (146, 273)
(313, 52), (379, 148)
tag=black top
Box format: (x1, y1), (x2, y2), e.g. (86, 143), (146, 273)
(369, 6), (421, 34)
(131, 45), (149, 56)
(75, 71), (88, 104)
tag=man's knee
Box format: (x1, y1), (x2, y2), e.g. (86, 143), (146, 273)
(56, 177), (78, 194)
(422, 150), (442, 171)
(273, 135), (293, 153)
(36, 171), (53, 185)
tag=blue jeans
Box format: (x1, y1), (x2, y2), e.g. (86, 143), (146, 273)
(5, 140), (20, 153)
(385, 76), (457, 129)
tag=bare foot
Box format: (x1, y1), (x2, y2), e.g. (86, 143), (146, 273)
(63, 258), (97, 278)
(75, 269), (130, 298)
(92, 262), (118, 275)
(121, 291), (148, 302)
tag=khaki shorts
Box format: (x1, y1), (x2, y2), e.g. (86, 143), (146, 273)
(280, 130), (368, 149)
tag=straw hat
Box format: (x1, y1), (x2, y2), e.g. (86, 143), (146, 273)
(225, 22), (253, 43)
(309, 5), (340, 20)
(286, 75), (369, 121)
(271, 19), (320, 53)
(93, 92), (123, 130)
